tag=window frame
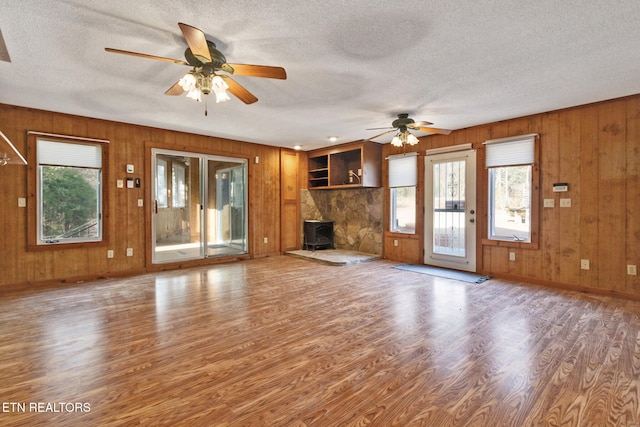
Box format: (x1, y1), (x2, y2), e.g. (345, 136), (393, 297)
(27, 132), (109, 251)
(482, 134), (539, 250)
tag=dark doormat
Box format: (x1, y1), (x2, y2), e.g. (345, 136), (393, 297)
(393, 264), (490, 284)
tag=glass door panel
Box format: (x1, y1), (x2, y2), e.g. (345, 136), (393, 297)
(206, 160), (247, 258)
(152, 152), (203, 263)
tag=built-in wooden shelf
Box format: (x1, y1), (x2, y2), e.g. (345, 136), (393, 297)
(307, 141), (382, 189)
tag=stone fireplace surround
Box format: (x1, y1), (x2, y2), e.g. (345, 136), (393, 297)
(300, 188), (383, 256)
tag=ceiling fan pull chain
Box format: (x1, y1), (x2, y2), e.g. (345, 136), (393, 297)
(205, 99), (208, 116)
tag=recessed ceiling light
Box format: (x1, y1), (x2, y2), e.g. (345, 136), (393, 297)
(293, 145), (302, 150)
(328, 136), (337, 142)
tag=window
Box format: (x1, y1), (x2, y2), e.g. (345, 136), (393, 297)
(156, 158), (168, 208)
(485, 134), (537, 243)
(172, 163), (186, 208)
(388, 153), (417, 233)
(32, 135), (107, 246)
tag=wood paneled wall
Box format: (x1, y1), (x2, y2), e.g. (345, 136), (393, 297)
(0, 104), (283, 288)
(3, 93), (640, 299)
(280, 149), (301, 251)
(382, 94), (640, 299)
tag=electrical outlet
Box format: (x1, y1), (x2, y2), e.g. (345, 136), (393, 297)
(560, 198), (572, 208)
(107, 250), (114, 259)
(543, 199), (555, 208)
(627, 265), (637, 276)
(117, 179), (124, 188)
(509, 252), (516, 261)
(581, 259), (590, 270)
(263, 237), (268, 244)
(137, 199), (144, 207)
(126, 248), (133, 257)
(18, 198), (26, 207)
(394, 239), (398, 247)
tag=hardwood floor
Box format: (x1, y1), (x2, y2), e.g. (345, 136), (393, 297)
(1, 256), (639, 426)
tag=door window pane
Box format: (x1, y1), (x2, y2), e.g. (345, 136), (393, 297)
(432, 160), (466, 256)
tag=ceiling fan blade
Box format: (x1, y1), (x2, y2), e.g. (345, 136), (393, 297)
(178, 22), (211, 63)
(366, 129), (396, 141)
(0, 29), (11, 63)
(407, 120), (433, 128)
(165, 81), (185, 96)
(105, 48), (188, 65)
(224, 63), (287, 80)
(221, 76), (258, 104)
(416, 127), (452, 135)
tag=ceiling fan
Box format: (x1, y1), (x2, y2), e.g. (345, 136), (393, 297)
(366, 113), (451, 146)
(105, 22), (286, 105)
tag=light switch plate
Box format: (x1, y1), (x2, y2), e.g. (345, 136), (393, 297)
(543, 199), (555, 208)
(18, 198), (26, 207)
(560, 198), (571, 208)
(117, 179), (124, 188)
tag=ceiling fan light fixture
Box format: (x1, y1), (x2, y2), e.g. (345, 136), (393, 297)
(178, 72), (197, 91)
(391, 131), (419, 148)
(211, 76), (230, 103)
(186, 87), (202, 102)
(406, 132), (419, 145)
(391, 134), (403, 147)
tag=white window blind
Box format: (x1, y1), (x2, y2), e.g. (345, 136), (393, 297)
(37, 139), (102, 168)
(388, 153), (417, 187)
(484, 134), (536, 168)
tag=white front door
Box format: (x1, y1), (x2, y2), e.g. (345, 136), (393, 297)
(424, 148), (477, 272)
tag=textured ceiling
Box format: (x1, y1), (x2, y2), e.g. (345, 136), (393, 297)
(1, 1), (640, 150)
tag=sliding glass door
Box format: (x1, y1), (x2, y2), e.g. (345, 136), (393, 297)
(152, 149), (247, 264)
